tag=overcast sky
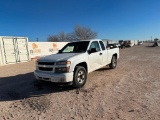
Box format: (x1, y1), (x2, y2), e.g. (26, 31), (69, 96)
(0, 0), (160, 41)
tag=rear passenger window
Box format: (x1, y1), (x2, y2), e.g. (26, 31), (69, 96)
(99, 41), (105, 50)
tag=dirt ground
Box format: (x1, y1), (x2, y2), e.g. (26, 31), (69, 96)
(0, 43), (160, 120)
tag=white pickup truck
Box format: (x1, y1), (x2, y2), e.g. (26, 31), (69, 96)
(34, 39), (119, 88)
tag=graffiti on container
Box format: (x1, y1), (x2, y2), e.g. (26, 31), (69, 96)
(30, 49), (41, 54)
(53, 43), (59, 51)
(49, 48), (53, 52)
(32, 43), (38, 49)
(30, 43), (41, 54)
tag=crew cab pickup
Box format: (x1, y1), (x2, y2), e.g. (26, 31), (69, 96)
(34, 39), (119, 88)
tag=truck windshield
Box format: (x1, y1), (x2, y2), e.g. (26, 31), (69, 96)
(59, 41), (89, 53)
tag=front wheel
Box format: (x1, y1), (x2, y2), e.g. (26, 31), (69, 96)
(73, 66), (87, 88)
(109, 56), (117, 69)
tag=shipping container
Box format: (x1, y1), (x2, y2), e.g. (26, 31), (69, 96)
(28, 42), (68, 59)
(0, 36), (30, 65)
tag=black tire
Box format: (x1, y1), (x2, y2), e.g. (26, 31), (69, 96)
(73, 66), (87, 88)
(109, 56), (117, 69)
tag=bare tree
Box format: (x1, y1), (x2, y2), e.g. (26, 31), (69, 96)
(59, 31), (65, 42)
(71, 25), (97, 41)
(47, 35), (59, 42)
(47, 31), (71, 42)
(47, 25), (97, 42)
(65, 33), (77, 41)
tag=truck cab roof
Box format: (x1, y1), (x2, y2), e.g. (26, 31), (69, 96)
(79, 39), (102, 42)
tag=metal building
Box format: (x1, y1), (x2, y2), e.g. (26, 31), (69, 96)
(0, 36), (30, 65)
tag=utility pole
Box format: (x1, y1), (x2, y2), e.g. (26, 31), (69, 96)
(151, 36), (152, 41)
(36, 37), (39, 42)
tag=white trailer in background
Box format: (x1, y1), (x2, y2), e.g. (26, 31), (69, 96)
(102, 40), (111, 47)
(126, 40), (134, 47)
(0, 36), (30, 65)
(130, 40), (135, 47)
(134, 40), (138, 45)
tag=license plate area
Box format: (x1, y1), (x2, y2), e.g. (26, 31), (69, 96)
(38, 76), (50, 81)
(51, 78), (59, 82)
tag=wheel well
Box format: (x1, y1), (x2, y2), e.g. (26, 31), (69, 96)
(113, 53), (117, 58)
(75, 62), (88, 72)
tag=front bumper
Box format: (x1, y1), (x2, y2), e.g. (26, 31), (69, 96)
(34, 70), (73, 83)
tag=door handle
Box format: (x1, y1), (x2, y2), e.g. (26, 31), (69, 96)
(99, 53), (102, 55)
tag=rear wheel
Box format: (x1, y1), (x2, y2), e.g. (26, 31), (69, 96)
(73, 66), (87, 88)
(109, 56), (117, 69)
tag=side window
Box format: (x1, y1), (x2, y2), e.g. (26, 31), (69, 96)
(90, 41), (100, 52)
(99, 41), (105, 50)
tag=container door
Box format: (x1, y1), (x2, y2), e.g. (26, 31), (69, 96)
(16, 38), (30, 62)
(2, 37), (30, 64)
(2, 38), (17, 64)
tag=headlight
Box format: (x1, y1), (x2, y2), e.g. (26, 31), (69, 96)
(56, 61), (71, 65)
(55, 67), (70, 73)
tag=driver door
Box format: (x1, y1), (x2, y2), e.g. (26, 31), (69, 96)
(88, 41), (103, 72)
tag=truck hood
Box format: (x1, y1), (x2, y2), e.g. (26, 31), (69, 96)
(38, 53), (82, 62)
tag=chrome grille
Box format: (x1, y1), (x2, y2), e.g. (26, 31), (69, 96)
(38, 62), (55, 65)
(38, 67), (53, 71)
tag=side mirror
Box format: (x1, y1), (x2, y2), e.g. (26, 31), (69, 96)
(89, 48), (97, 54)
(91, 48), (97, 52)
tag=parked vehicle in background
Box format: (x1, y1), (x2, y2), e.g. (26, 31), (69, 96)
(34, 39), (119, 88)
(123, 41), (128, 47)
(107, 43), (121, 48)
(153, 41), (160, 47)
(107, 43), (119, 49)
(115, 43), (121, 48)
(125, 40), (134, 47)
(119, 40), (126, 49)
(138, 41), (143, 45)
(118, 40), (135, 48)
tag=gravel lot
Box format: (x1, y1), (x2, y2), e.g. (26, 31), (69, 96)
(0, 43), (160, 120)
